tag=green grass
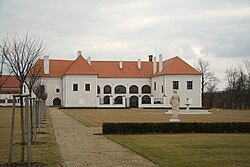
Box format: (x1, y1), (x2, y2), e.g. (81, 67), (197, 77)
(107, 134), (250, 167)
(62, 108), (250, 166)
(62, 108), (250, 127)
(0, 107), (62, 166)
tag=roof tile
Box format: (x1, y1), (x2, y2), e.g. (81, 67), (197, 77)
(35, 55), (201, 78)
(65, 55), (97, 75)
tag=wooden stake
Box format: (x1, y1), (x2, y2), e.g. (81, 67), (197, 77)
(8, 96), (16, 165)
(33, 99), (37, 143)
(25, 97), (31, 167)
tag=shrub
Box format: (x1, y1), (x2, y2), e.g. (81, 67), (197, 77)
(102, 122), (250, 134)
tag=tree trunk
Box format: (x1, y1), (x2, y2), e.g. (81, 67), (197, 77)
(29, 88), (33, 142)
(19, 85), (25, 163)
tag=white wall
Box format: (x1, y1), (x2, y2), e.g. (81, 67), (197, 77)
(151, 75), (164, 98)
(40, 74), (201, 108)
(97, 78), (151, 98)
(62, 76), (66, 106)
(41, 77), (63, 106)
(97, 78), (152, 107)
(64, 75), (97, 107)
(165, 75), (201, 107)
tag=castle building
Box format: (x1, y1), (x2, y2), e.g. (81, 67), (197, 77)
(37, 51), (202, 108)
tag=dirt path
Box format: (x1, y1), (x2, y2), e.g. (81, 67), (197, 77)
(50, 108), (158, 167)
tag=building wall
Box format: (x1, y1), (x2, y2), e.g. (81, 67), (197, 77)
(97, 78), (151, 97)
(151, 75), (164, 97)
(41, 77), (63, 106)
(40, 74), (201, 108)
(64, 75), (97, 107)
(165, 75), (201, 107)
(62, 76), (66, 106)
(97, 78), (152, 107)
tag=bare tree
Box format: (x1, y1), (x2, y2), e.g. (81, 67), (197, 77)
(0, 32), (46, 163)
(206, 82), (218, 108)
(0, 53), (12, 90)
(33, 79), (46, 100)
(195, 57), (219, 107)
(25, 65), (43, 141)
(25, 65), (43, 98)
(225, 67), (239, 109)
(236, 66), (248, 109)
(243, 58), (250, 76)
(244, 59), (250, 108)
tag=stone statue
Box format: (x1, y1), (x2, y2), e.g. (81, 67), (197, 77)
(169, 89), (180, 121)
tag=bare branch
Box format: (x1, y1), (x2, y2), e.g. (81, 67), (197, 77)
(0, 32), (46, 92)
(194, 57), (219, 106)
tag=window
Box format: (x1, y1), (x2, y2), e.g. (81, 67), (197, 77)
(56, 89), (60, 93)
(161, 85), (163, 93)
(142, 85), (151, 94)
(8, 99), (13, 103)
(24, 85), (26, 93)
(187, 81), (193, 90)
(173, 81), (179, 90)
(85, 84), (90, 91)
(104, 85), (111, 94)
(103, 96), (110, 104)
(154, 82), (156, 90)
(115, 85), (126, 94)
(114, 96), (123, 104)
(142, 95), (151, 104)
(97, 86), (100, 94)
(129, 85), (138, 94)
(73, 84), (78, 91)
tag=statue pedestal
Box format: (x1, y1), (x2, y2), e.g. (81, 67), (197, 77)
(169, 118), (181, 122)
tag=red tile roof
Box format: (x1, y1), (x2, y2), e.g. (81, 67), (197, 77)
(91, 61), (153, 78)
(154, 56), (202, 76)
(65, 55), (98, 75)
(0, 75), (20, 94)
(35, 59), (73, 77)
(35, 55), (201, 77)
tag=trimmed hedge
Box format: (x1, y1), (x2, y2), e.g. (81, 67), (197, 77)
(102, 122), (250, 134)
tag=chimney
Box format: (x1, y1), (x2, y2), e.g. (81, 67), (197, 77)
(159, 54), (163, 72)
(137, 59), (141, 69)
(153, 56), (157, 74)
(77, 50), (82, 56)
(87, 57), (91, 65)
(119, 60), (123, 69)
(44, 55), (49, 74)
(148, 55), (153, 62)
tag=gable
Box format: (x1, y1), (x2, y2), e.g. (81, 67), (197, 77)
(65, 55), (97, 75)
(154, 56), (202, 76)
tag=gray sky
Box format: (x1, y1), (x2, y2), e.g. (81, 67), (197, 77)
(0, 0), (250, 90)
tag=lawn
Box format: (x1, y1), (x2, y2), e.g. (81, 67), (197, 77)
(63, 108), (250, 167)
(0, 107), (62, 166)
(108, 134), (250, 167)
(62, 108), (250, 127)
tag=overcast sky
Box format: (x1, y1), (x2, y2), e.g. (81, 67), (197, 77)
(0, 0), (250, 90)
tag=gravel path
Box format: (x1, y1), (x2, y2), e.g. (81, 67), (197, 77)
(50, 108), (158, 167)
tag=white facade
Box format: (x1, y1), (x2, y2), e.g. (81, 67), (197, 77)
(165, 75), (201, 107)
(41, 74), (201, 108)
(39, 55), (202, 108)
(41, 77), (63, 106)
(63, 75), (97, 107)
